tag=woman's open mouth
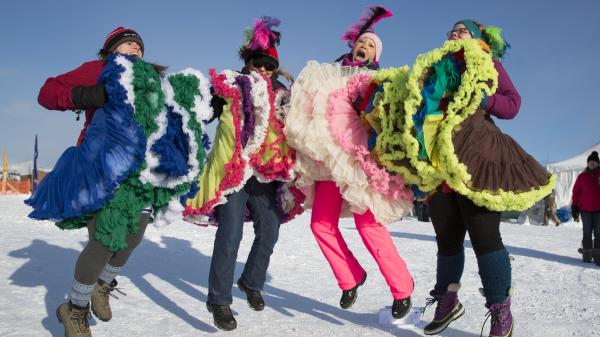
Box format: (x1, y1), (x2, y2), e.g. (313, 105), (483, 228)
(354, 49), (367, 61)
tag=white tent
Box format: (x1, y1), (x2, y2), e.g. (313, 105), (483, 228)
(546, 141), (600, 208)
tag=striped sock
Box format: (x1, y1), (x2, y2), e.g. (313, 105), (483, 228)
(69, 279), (95, 307)
(98, 264), (122, 284)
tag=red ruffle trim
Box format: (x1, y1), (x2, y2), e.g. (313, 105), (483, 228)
(183, 69), (247, 216)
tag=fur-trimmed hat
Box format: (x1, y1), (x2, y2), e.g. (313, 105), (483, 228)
(102, 27), (144, 53)
(239, 17), (281, 69)
(587, 151), (599, 164)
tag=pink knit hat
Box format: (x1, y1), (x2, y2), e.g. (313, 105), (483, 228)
(356, 32), (383, 61)
(341, 6), (392, 63)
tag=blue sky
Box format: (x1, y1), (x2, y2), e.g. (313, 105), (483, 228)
(1, 0), (599, 170)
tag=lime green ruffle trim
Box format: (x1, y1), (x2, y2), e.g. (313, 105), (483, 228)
(430, 43), (554, 211)
(373, 65), (442, 191)
(375, 39), (555, 211)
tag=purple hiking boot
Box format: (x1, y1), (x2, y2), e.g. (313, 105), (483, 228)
(423, 283), (464, 335)
(480, 290), (513, 337)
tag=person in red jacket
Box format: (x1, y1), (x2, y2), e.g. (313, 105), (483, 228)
(38, 27), (154, 337)
(38, 27), (147, 146)
(571, 151), (600, 265)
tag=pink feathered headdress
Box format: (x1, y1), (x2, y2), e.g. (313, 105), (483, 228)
(239, 16), (281, 67)
(341, 6), (393, 61)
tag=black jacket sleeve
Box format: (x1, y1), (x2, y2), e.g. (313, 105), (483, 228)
(70, 83), (107, 110)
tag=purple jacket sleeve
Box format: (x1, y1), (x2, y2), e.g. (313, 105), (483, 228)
(485, 60), (521, 120)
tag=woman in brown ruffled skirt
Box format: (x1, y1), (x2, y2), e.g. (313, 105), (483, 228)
(423, 20), (553, 337)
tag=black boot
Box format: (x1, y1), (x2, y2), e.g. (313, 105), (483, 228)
(583, 249), (593, 263)
(392, 296), (412, 319)
(340, 272), (367, 309)
(593, 249), (600, 266)
(206, 302), (237, 331)
(237, 279), (265, 311)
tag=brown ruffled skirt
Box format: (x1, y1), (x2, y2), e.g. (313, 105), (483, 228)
(452, 109), (553, 194)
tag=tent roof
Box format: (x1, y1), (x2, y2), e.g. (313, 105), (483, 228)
(546, 141), (600, 172)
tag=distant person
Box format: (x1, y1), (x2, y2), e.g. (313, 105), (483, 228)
(571, 151), (600, 264)
(415, 200), (431, 222)
(543, 190), (561, 226)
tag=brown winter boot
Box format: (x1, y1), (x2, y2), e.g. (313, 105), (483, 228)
(56, 302), (92, 337)
(91, 279), (125, 322)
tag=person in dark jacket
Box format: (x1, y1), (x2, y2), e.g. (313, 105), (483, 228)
(571, 151), (600, 264)
(37, 27), (155, 337)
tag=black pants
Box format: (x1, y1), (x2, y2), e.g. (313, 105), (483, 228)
(581, 211), (600, 249)
(429, 191), (504, 256)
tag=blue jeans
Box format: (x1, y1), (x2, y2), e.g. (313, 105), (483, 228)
(581, 211), (600, 249)
(208, 177), (282, 305)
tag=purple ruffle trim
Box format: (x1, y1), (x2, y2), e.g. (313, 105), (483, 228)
(235, 75), (254, 147)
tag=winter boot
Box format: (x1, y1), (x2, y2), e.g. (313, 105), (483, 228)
(592, 249), (600, 266)
(582, 249), (593, 263)
(340, 272), (367, 309)
(91, 279), (125, 322)
(392, 296), (412, 319)
(206, 302), (237, 331)
(480, 288), (514, 337)
(237, 279), (265, 311)
(423, 283), (464, 335)
(56, 302), (93, 337)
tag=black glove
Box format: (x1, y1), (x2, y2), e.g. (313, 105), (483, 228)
(71, 84), (107, 110)
(207, 87), (226, 123)
(571, 205), (580, 222)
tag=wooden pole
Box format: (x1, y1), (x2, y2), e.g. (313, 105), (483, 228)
(1, 150), (7, 194)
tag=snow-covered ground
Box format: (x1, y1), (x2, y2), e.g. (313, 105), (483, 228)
(1, 194), (598, 337)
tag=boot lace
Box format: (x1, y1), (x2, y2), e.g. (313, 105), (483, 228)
(480, 304), (507, 337)
(247, 290), (262, 302)
(101, 281), (127, 300)
(70, 307), (91, 332)
(424, 292), (449, 317)
(214, 304), (233, 317)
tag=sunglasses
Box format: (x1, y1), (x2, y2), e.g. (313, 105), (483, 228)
(252, 60), (276, 71)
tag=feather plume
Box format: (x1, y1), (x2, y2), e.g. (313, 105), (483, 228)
(482, 26), (511, 60)
(239, 16), (281, 60)
(341, 6), (392, 46)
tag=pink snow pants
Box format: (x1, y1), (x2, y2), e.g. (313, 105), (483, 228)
(310, 180), (413, 300)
